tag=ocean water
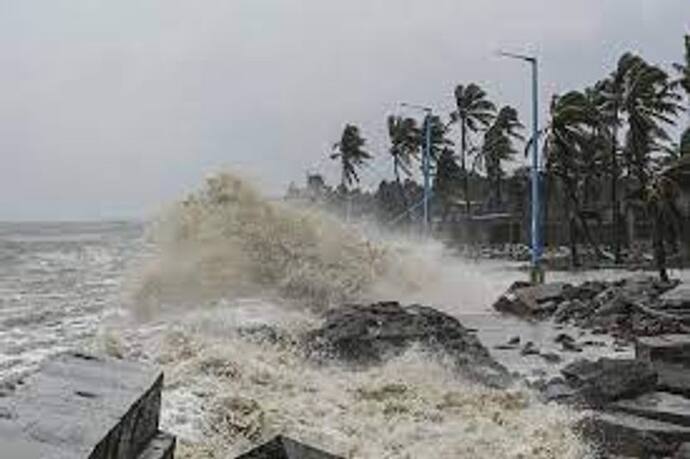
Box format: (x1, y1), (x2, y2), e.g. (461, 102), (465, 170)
(0, 220), (144, 381)
(4, 175), (674, 458)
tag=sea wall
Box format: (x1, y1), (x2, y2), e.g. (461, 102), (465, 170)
(0, 352), (175, 459)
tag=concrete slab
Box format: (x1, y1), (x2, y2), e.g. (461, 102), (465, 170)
(637, 334), (690, 366)
(662, 284), (690, 308)
(578, 411), (690, 457)
(236, 435), (343, 459)
(657, 364), (690, 397)
(0, 352), (165, 459)
(612, 392), (690, 427)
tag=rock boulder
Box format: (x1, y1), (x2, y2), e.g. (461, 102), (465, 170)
(561, 358), (658, 407)
(304, 301), (510, 387)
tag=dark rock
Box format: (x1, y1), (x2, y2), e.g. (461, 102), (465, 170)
(656, 364), (690, 398)
(304, 302), (510, 387)
(493, 344), (518, 350)
(493, 282), (570, 318)
(616, 274), (678, 298)
(662, 284), (690, 310)
(675, 442), (690, 458)
(539, 377), (577, 402)
(555, 333), (575, 344)
(520, 341), (540, 356)
(637, 334), (690, 367)
(577, 411), (690, 457)
(555, 333), (582, 353)
(507, 280), (533, 292)
(236, 435), (343, 459)
(494, 336), (520, 350)
(539, 352), (562, 364)
(612, 392), (690, 427)
(561, 358), (658, 406)
(565, 281), (608, 301)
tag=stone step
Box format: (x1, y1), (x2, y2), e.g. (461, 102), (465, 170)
(657, 364), (690, 397)
(636, 334), (690, 367)
(236, 435), (343, 458)
(578, 411), (690, 457)
(0, 352), (167, 459)
(136, 431), (176, 459)
(661, 284), (690, 308)
(611, 392), (690, 427)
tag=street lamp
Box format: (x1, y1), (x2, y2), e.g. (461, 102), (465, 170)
(401, 103), (433, 236)
(497, 51), (544, 283)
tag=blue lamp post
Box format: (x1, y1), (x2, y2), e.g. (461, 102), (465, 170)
(498, 51), (544, 283)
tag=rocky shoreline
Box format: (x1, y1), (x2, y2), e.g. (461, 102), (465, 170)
(492, 276), (690, 457)
(283, 275), (690, 457)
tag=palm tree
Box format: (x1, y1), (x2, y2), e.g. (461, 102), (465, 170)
(387, 115), (421, 183)
(645, 155), (689, 281)
(541, 91), (605, 265)
(451, 84), (496, 214)
(479, 106), (524, 208)
(387, 115), (421, 221)
(434, 148), (463, 221)
(424, 114), (454, 161)
(331, 124), (372, 190)
(621, 57), (682, 190)
(597, 53), (647, 263)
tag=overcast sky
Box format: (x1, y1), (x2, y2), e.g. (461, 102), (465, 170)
(0, 0), (687, 220)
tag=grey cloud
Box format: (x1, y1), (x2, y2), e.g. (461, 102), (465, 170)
(0, 0), (687, 219)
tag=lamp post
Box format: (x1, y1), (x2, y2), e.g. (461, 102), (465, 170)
(401, 103), (433, 236)
(498, 51), (544, 283)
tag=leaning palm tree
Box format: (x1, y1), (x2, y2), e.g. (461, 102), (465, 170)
(596, 53), (649, 262)
(645, 155), (689, 281)
(387, 115), (421, 220)
(541, 91), (605, 265)
(331, 124), (372, 190)
(434, 148), (463, 221)
(424, 114), (454, 161)
(451, 84), (496, 213)
(387, 115), (421, 184)
(479, 106), (524, 208)
(621, 57), (682, 191)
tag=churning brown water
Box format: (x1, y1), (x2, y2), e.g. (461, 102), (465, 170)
(92, 172), (592, 458)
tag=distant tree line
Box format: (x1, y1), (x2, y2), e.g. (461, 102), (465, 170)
(293, 35), (690, 280)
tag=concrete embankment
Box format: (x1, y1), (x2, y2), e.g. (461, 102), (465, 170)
(0, 352), (175, 459)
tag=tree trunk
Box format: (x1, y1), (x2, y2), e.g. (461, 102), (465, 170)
(652, 209), (669, 282)
(569, 215), (581, 268)
(461, 122), (471, 215)
(566, 194), (580, 267)
(611, 114), (622, 264)
(562, 176), (605, 260)
(394, 159), (410, 224)
(611, 149), (623, 264)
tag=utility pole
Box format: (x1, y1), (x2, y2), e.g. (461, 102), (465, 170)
(402, 103), (433, 236)
(498, 51), (544, 283)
